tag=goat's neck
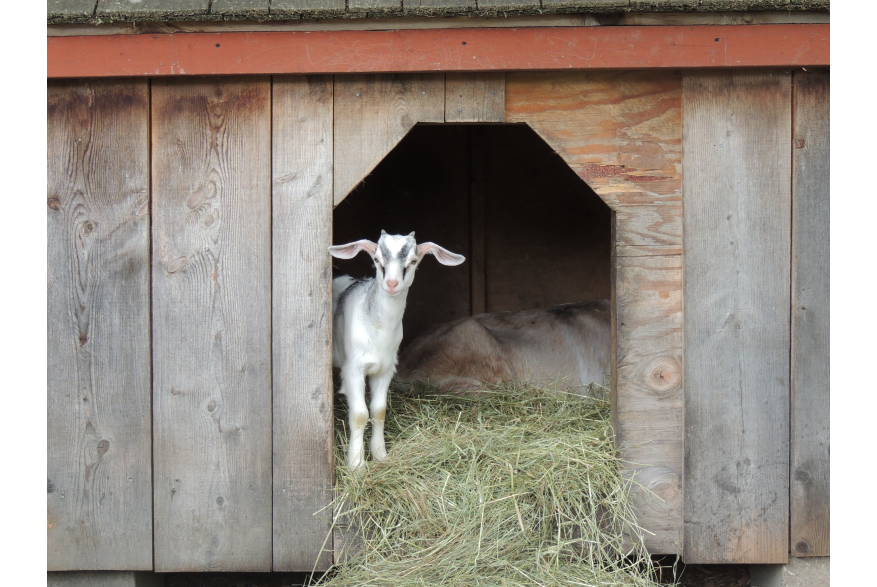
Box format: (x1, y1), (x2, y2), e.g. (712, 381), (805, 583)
(366, 279), (408, 325)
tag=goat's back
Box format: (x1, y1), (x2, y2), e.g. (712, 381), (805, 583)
(395, 301), (610, 394)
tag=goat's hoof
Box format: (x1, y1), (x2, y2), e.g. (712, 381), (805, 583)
(347, 455), (366, 472)
(371, 446), (388, 461)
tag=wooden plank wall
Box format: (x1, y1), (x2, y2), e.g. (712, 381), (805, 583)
(47, 80), (154, 571)
(790, 70), (830, 558)
(272, 75), (335, 572)
(682, 71), (792, 564)
(446, 73), (505, 123)
(505, 72), (684, 554)
(48, 71), (829, 570)
(150, 78), (273, 571)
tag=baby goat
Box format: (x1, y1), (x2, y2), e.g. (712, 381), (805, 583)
(395, 301), (611, 395)
(329, 231), (466, 470)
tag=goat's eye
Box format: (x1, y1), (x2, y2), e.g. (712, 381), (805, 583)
(409, 260), (417, 267)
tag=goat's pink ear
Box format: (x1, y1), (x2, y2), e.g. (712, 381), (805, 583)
(416, 242), (466, 266)
(329, 240), (377, 259)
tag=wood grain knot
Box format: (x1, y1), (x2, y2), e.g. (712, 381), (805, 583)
(795, 539), (811, 555)
(634, 467), (682, 515)
(97, 439), (110, 456)
(47, 196), (61, 211)
(167, 256), (188, 274)
(644, 357), (682, 395)
(187, 182), (216, 209)
(794, 468), (812, 483)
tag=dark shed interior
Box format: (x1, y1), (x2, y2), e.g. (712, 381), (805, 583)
(332, 124), (612, 348)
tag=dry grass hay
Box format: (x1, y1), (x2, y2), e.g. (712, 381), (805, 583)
(316, 381), (671, 587)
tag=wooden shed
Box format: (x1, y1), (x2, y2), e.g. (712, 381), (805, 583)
(47, 0), (830, 581)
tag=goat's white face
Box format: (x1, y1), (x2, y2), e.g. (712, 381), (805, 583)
(374, 232), (419, 296)
(329, 230), (466, 297)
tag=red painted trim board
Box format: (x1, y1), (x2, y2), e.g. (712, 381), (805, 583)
(48, 24), (829, 79)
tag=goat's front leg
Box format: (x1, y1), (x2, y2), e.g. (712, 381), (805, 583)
(368, 370), (394, 461)
(340, 366), (369, 471)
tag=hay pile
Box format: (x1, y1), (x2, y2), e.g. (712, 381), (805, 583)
(317, 382), (668, 587)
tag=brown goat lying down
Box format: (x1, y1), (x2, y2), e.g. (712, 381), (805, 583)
(395, 300), (610, 394)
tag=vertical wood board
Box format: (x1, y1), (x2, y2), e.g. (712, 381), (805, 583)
(614, 254), (684, 553)
(151, 78), (273, 572)
(790, 70), (830, 558)
(272, 75), (335, 572)
(47, 80), (153, 571)
(445, 73), (505, 123)
(682, 71), (792, 564)
(334, 74), (444, 205)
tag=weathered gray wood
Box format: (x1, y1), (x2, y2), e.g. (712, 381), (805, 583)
(445, 73), (504, 123)
(97, 0), (211, 19)
(790, 70), (830, 558)
(334, 74), (444, 205)
(614, 254), (683, 553)
(47, 80), (152, 571)
(272, 75), (335, 572)
(151, 78), (272, 572)
(682, 71), (792, 564)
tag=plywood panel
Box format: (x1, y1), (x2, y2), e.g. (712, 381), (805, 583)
(614, 254), (683, 553)
(151, 78), (272, 571)
(445, 73), (505, 123)
(682, 71), (792, 564)
(334, 74), (444, 204)
(790, 70), (830, 558)
(505, 72), (682, 194)
(333, 125), (471, 348)
(47, 80), (153, 571)
(272, 75), (335, 571)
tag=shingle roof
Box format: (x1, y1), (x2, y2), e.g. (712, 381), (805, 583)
(48, 0), (830, 25)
